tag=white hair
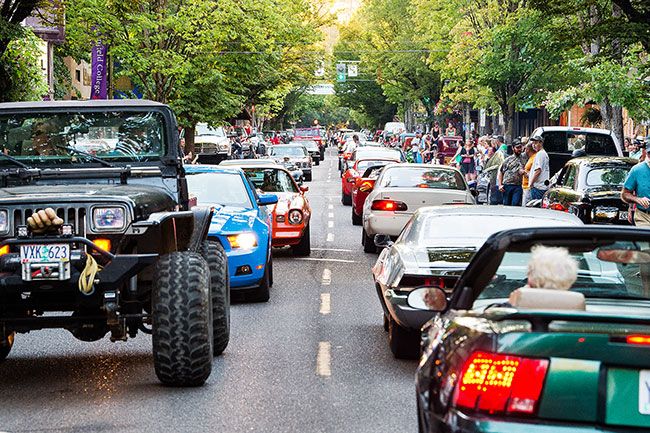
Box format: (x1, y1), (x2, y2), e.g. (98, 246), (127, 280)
(527, 245), (578, 290)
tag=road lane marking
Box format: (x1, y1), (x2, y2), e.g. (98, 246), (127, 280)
(328, 221), (334, 228)
(321, 268), (331, 285)
(328, 212), (334, 218)
(320, 293), (331, 314)
(295, 257), (356, 264)
(316, 342), (332, 377)
(312, 248), (352, 252)
(326, 233), (334, 242)
(326, 179), (331, 183)
(328, 204), (333, 210)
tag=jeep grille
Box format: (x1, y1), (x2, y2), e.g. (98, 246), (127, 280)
(12, 206), (88, 236)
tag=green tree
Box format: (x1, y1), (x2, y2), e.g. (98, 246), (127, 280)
(1, 27), (48, 101)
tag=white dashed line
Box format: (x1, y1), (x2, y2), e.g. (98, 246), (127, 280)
(295, 257), (356, 264)
(328, 204), (333, 210)
(312, 248), (353, 252)
(328, 212), (334, 218)
(321, 268), (331, 285)
(328, 221), (334, 228)
(316, 342), (332, 377)
(326, 233), (334, 242)
(320, 293), (331, 314)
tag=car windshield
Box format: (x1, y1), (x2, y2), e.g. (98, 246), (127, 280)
(269, 146), (307, 157)
(243, 168), (298, 193)
(195, 124), (225, 137)
(0, 111), (166, 166)
(380, 167), (465, 189)
(476, 241), (650, 302)
(585, 167), (630, 187)
(186, 172), (252, 208)
(291, 141), (318, 151)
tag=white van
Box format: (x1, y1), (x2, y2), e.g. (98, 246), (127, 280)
(383, 122), (406, 135)
(530, 126), (623, 175)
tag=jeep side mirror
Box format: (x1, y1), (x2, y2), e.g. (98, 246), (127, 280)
(407, 287), (448, 312)
(258, 194), (278, 206)
(374, 234), (393, 248)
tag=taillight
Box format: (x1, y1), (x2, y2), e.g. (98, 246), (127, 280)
(371, 200), (408, 211)
(343, 152), (352, 160)
(453, 351), (549, 415)
(627, 335), (650, 345)
(550, 203), (568, 212)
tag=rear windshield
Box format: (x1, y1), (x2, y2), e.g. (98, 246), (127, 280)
(542, 131), (617, 155)
(476, 241), (650, 302)
(585, 167), (630, 187)
(243, 168), (298, 193)
(186, 172), (252, 208)
(356, 159), (393, 172)
(379, 167), (465, 190)
(269, 146), (307, 157)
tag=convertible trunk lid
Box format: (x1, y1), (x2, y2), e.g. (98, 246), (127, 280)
(379, 188), (471, 214)
(492, 305), (650, 428)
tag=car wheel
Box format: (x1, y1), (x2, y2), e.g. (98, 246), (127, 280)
(388, 317), (420, 360)
(0, 331), (14, 361)
(152, 251), (213, 386)
(249, 258), (271, 302)
(341, 191), (352, 206)
(363, 229), (376, 253)
(198, 241), (230, 356)
(352, 208), (362, 225)
(314, 158), (320, 166)
(383, 314), (389, 332)
(269, 254), (274, 287)
(292, 224), (311, 256)
(304, 172), (312, 182)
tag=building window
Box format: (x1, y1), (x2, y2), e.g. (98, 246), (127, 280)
(75, 70), (81, 82)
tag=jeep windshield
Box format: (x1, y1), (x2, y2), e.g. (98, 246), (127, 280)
(0, 111), (166, 166)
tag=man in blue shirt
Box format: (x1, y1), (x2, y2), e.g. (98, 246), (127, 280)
(622, 151), (650, 227)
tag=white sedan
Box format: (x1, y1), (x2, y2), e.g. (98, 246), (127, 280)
(361, 164), (475, 253)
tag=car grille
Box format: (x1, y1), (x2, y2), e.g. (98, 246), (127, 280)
(11, 205), (88, 236)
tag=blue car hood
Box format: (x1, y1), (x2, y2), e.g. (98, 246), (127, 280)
(207, 204), (258, 235)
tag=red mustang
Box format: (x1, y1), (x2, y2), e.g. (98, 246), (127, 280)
(342, 157), (401, 205)
(350, 163), (394, 225)
(238, 163), (312, 256)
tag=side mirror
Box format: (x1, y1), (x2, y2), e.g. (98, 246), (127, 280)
(258, 194), (278, 206)
(374, 234), (393, 248)
(300, 186), (309, 193)
(347, 177), (356, 184)
(407, 287), (448, 312)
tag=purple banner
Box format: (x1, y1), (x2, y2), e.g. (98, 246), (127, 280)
(91, 40), (108, 99)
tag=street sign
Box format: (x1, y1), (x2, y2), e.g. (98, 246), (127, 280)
(336, 63), (346, 82)
(347, 64), (358, 77)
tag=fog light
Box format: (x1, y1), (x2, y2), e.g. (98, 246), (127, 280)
(60, 224), (74, 236)
(0, 245), (9, 256)
(235, 265), (252, 275)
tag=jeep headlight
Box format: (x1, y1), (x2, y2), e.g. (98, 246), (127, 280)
(0, 210), (7, 233)
(227, 233), (257, 249)
(92, 207), (126, 231)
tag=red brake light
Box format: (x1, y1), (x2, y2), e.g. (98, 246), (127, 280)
(371, 200), (408, 211)
(550, 203), (568, 212)
(627, 335), (650, 345)
(453, 352), (549, 415)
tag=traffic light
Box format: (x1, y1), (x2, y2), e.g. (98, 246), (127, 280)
(336, 63), (346, 82)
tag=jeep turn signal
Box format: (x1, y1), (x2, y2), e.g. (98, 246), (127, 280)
(453, 351), (549, 415)
(0, 245), (8, 256)
(93, 238), (112, 252)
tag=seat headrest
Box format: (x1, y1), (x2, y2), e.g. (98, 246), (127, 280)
(508, 288), (586, 310)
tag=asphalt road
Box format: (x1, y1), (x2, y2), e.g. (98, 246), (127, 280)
(0, 148), (416, 433)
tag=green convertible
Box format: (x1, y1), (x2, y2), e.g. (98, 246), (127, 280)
(412, 226), (650, 433)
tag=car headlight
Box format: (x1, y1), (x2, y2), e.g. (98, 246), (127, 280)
(288, 210), (303, 225)
(0, 210), (7, 233)
(227, 233), (258, 249)
(92, 207), (126, 231)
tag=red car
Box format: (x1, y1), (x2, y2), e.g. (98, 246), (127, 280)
(436, 135), (463, 164)
(341, 157), (400, 206)
(350, 163), (391, 225)
(295, 127), (326, 160)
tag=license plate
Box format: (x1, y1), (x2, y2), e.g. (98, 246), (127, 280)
(620, 211), (629, 220)
(640, 370), (650, 415)
(20, 244), (70, 263)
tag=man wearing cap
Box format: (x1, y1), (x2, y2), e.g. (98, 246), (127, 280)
(485, 136), (507, 204)
(497, 140), (526, 206)
(527, 134), (549, 200)
(622, 150), (650, 227)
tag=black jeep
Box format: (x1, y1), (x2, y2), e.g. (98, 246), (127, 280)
(0, 100), (230, 387)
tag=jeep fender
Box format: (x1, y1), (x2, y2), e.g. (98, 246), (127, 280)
(130, 208), (212, 254)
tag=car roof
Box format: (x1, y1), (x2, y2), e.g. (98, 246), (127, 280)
(534, 126), (614, 135)
(383, 163), (460, 171)
(184, 164), (242, 175)
(271, 144), (306, 148)
(415, 205), (583, 224)
(569, 156), (638, 167)
(220, 161), (288, 171)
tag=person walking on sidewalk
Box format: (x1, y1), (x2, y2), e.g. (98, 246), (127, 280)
(622, 150), (650, 227)
(528, 135), (549, 200)
(497, 140), (526, 206)
(521, 141), (537, 206)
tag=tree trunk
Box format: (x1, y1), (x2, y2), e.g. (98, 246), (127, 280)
(0, 64), (12, 102)
(600, 99), (623, 146)
(463, 105), (471, 140)
(502, 102), (515, 143)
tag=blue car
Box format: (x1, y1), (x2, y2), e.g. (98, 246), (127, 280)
(185, 165), (278, 302)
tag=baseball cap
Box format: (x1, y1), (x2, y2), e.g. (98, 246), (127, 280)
(530, 134), (544, 142)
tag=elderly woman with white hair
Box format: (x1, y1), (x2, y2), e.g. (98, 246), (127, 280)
(508, 245), (585, 310)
